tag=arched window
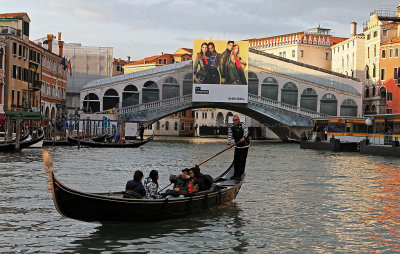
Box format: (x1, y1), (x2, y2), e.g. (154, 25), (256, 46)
(142, 81), (159, 103)
(163, 77), (179, 99)
(371, 105), (377, 114)
(261, 77), (278, 100)
(103, 89), (119, 111)
(372, 85), (376, 96)
(183, 73), (193, 96)
(122, 85), (139, 107)
(340, 99), (358, 116)
(300, 88), (317, 111)
(216, 112), (224, 126)
(174, 121), (178, 131)
(320, 93), (337, 116)
(281, 82), (298, 106)
(380, 86), (387, 99)
(248, 72), (259, 95)
(83, 93), (100, 112)
(365, 86), (369, 98)
(225, 112), (233, 123)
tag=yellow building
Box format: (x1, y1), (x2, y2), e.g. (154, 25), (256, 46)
(249, 26), (347, 70)
(172, 48), (192, 62)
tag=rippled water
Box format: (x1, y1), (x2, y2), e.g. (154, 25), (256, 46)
(1, 138), (400, 253)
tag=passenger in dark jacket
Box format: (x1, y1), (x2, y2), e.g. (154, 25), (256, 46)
(125, 170), (146, 198)
(192, 165), (213, 191)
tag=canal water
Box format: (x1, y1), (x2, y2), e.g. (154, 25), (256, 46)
(1, 138), (400, 253)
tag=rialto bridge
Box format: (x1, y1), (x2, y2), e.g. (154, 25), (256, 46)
(80, 49), (362, 140)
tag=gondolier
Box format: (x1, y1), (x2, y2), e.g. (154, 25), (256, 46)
(227, 115), (249, 180)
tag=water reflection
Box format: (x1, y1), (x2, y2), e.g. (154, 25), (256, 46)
(360, 164), (400, 252)
(63, 204), (247, 253)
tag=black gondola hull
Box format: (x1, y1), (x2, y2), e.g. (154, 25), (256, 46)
(49, 163), (244, 222)
(68, 135), (154, 148)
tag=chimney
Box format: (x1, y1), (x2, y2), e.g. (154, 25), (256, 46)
(58, 41), (64, 57)
(58, 32), (62, 41)
(127, 56), (131, 62)
(47, 34), (53, 52)
(118, 58), (121, 63)
(397, 4), (400, 17)
(350, 22), (357, 37)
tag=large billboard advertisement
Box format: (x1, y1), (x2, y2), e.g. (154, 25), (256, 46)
(192, 40), (249, 103)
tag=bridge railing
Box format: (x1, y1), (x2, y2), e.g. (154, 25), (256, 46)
(248, 94), (328, 118)
(120, 94), (193, 114)
(119, 93), (327, 118)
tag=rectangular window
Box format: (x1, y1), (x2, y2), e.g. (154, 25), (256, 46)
(381, 68), (385, 81)
(373, 31), (378, 37)
(17, 91), (20, 107)
(13, 42), (17, 55)
(37, 52), (40, 64)
(367, 47), (369, 58)
(383, 30), (388, 37)
(11, 90), (15, 106)
(181, 122), (185, 131)
(382, 49), (386, 59)
(300, 50), (304, 57)
(292, 50), (295, 57)
(347, 43), (349, 48)
(158, 59), (162, 64)
(18, 44), (22, 57)
(282, 52), (286, 58)
(325, 53), (329, 60)
(18, 66), (21, 80)
(390, 49), (393, 58)
(12, 65), (16, 79)
(367, 34), (370, 40)
(387, 108), (392, 114)
(189, 123), (193, 130)
(395, 68), (398, 80)
(387, 92), (392, 101)
(181, 110), (186, 117)
(396, 48), (399, 58)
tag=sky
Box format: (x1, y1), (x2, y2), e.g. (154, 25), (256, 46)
(2, 0), (400, 60)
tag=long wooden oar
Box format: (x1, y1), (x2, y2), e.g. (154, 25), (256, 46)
(197, 141), (239, 166)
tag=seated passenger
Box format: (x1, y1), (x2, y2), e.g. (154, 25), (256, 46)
(125, 170), (146, 198)
(192, 165), (213, 192)
(188, 168), (198, 194)
(144, 170), (162, 199)
(166, 168), (190, 198)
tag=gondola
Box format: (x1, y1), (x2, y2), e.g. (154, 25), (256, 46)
(91, 134), (109, 142)
(0, 130), (44, 152)
(42, 150), (245, 222)
(68, 134), (154, 148)
(0, 130), (29, 144)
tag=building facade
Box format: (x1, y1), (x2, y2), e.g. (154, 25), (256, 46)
(249, 26), (347, 70)
(331, 22), (366, 81)
(113, 57), (127, 76)
(151, 109), (195, 136)
(379, 37), (400, 113)
(40, 33), (67, 122)
(0, 38), (5, 114)
(123, 53), (174, 74)
(363, 6), (400, 114)
(34, 37), (113, 113)
(0, 13), (42, 114)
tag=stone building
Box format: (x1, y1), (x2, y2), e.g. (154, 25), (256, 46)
(0, 37), (5, 114)
(249, 26), (347, 71)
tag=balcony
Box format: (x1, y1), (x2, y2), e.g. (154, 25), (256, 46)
(29, 80), (41, 91)
(0, 26), (21, 37)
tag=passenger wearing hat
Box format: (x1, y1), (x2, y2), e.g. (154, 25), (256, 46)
(227, 115), (250, 180)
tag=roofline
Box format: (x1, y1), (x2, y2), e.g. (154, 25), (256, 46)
(249, 48), (360, 82)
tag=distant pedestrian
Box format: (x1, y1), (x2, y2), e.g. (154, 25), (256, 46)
(138, 124), (144, 140)
(227, 115), (249, 180)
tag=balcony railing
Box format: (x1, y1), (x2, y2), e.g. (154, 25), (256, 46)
(0, 26), (21, 37)
(29, 80), (41, 91)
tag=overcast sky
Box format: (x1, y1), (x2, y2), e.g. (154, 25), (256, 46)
(2, 0), (400, 60)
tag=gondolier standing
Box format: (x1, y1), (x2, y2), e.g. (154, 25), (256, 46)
(227, 115), (249, 180)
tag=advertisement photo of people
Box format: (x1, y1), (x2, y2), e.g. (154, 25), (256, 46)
(193, 40), (248, 85)
(192, 40), (249, 103)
